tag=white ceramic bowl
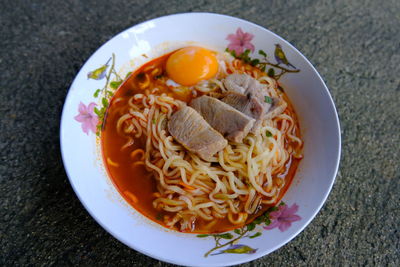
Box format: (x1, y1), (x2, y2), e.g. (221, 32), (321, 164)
(60, 13), (341, 266)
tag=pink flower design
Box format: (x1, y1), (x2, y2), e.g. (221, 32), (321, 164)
(74, 102), (98, 135)
(264, 203), (301, 232)
(226, 28), (255, 55)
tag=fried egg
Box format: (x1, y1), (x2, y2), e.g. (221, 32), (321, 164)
(166, 46), (219, 86)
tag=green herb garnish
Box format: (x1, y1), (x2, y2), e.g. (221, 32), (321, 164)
(264, 96), (273, 104)
(266, 130), (273, 137)
(155, 213), (163, 221)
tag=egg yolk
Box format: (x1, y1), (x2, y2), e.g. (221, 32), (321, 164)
(166, 46), (219, 86)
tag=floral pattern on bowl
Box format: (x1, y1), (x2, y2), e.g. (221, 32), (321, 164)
(74, 54), (126, 135)
(198, 202), (301, 257)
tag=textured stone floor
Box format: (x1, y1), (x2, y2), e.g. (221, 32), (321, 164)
(1, 0), (399, 266)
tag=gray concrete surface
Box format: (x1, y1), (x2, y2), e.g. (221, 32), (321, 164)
(1, 0), (399, 266)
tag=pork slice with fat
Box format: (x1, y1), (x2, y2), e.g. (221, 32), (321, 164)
(222, 73), (275, 133)
(190, 95), (255, 143)
(168, 106), (227, 161)
(222, 92), (267, 133)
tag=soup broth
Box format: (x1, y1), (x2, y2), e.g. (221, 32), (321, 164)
(102, 51), (302, 233)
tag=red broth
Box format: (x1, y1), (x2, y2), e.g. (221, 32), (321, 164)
(102, 53), (302, 233)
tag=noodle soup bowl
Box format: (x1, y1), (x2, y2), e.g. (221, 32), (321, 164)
(61, 13), (341, 266)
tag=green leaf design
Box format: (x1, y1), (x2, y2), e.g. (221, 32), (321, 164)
(250, 59), (260, 66)
(231, 50), (237, 58)
(102, 97), (108, 107)
(218, 233), (233, 239)
(110, 80), (122, 89)
(269, 206), (279, 212)
(93, 107), (101, 116)
(197, 234), (209, 238)
(225, 44), (299, 82)
(246, 222), (256, 232)
(96, 124), (101, 136)
(243, 49), (251, 57)
(90, 54), (121, 136)
(239, 49), (252, 63)
(249, 232), (262, 239)
(267, 68), (275, 77)
(93, 89), (101, 98)
(226, 48), (237, 58)
(200, 199), (287, 257)
(125, 71), (132, 79)
(258, 50), (267, 57)
(253, 216), (264, 225)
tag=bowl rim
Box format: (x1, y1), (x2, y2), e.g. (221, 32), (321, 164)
(60, 12), (341, 266)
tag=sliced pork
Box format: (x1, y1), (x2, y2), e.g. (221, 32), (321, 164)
(222, 92), (267, 133)
(222, 73), (262, 93)
(222, 73), (251, 94)
(222, 73), (274, 132)
(190, 95), (255, 143)
(168, 106), (227, 161)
